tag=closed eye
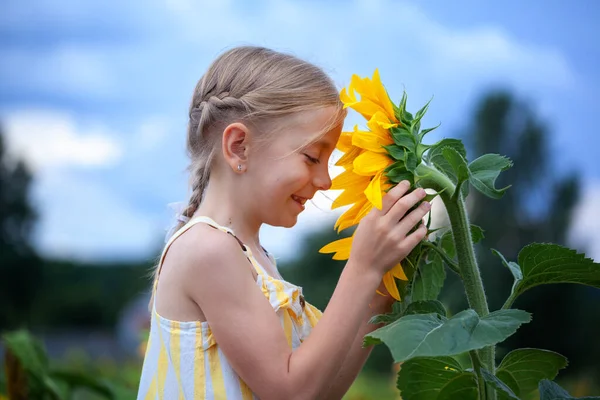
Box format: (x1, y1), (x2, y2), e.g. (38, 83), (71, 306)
(304, 154), (320, 164)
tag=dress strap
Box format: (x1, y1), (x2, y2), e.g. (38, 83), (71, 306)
(156, 215), (273, 282)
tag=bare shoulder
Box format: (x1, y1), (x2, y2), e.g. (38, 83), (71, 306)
(166, 223), (249, 277)
(164, 223), (256, 304)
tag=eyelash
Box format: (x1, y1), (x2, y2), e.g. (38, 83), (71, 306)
(304, 154), (320, 164)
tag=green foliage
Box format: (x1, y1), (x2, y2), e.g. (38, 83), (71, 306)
(2, 330), (117, 399)
(468, 154), (513, 199)
(370, 300), (447, 325)
(412, 253), (446, 301)
(496, 349), (568, 398)
(480, 368), (519, 399)
(364, 309), (530, 363)
(494, 244), (600, 308)
(396, 356), (478, 400)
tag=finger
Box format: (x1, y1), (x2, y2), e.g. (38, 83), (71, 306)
(386, 187), (427, 222)
(380, 180), (412, 215)
(399, 223), (428, 252)
(396, 201), (431, 236)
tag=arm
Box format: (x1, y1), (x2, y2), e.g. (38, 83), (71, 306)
(322, 282), (395, 400)
(182, 226), (384, 400)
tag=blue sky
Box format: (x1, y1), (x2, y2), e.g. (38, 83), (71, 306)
(1, 0), (599, 263)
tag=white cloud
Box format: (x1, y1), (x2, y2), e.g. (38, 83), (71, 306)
(2, 110), (123, 171)
(33, 169), (162, 262)
(568, 181), (600, 262)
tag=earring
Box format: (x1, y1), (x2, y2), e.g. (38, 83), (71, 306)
(237, 164), (242, 171)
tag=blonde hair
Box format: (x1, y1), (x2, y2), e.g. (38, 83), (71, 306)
(151, 46), (344, 291)
(181, 46), (343, 223)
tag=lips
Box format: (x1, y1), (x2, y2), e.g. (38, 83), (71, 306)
(291, 194), (308, 206)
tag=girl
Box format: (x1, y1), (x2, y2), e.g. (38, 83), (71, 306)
(137, 46), (430, 400)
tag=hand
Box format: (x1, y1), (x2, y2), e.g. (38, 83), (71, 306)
(349, 181), (430, 277)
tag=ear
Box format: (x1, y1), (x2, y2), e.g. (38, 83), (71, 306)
(222, 122), (251, 173)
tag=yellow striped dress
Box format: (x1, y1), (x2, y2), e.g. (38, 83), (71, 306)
(137, 216), (323, 399)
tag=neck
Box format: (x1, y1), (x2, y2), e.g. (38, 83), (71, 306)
(193, 177), (262, 248)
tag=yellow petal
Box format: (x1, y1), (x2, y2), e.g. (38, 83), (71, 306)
(335, 146), (362, 168)
(382, 271), (401, 301)
(371, 69), (397, 123)
(353, 151), (392, 176)
(337, 130), (353, 153)
(348, 100), (385, 122)
(364, 171), (384, 210)
(331, 169), (370, 191)
(352, 198), (373, 224)
(352, 125), (390, 153)
(332, 187), (368, 209)
(335, 198), (368, 232)
(390, 263), (408, 281)
(319, 236), (353, 260)
(368, 110), (398, 131)
(339, 87), (357, 108)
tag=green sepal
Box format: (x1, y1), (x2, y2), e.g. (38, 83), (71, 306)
(419, 123), (441, 142)
(384, 144), (409, 160)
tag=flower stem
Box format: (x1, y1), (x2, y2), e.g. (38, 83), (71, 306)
(442, 194), (494, 373)
(469, 350), (487, 400)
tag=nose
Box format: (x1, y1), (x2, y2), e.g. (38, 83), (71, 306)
(314, 165), (332, 191)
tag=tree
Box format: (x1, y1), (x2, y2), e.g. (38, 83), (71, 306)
(0, 127), (42, 329)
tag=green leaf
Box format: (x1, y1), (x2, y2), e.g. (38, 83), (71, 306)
(412, 253), (446, 301)
(427, 140), (469, 196)
(2, 330), (49, 376)
(404, 300), (447, 317)
(509, 243), (600, 301)
(538, 379), (600, 399)
(426, 138), (467, 163)
(442, 147), (469, 183)
(396, 356), (478, 400)
(480, 368), (519, 399)
(51, 370), (116, 400)
(496, 348), (568, 398)
(370, 300), (446, 325)
(369, 301), (406, 325)
(468, 153), (513, 199)
(442, 147), (470, 198)
(364, 309), (531, 363)
(491, 248), (523, 302)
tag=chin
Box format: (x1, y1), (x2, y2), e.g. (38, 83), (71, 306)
(266, 214), (299, 229)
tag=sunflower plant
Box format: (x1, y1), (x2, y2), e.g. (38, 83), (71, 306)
(320, 70), (600, 400)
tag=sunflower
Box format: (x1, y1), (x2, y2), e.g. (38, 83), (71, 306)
(320, 70), (408, 301)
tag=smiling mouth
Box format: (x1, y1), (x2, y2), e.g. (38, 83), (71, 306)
(291, 195), (308, 206)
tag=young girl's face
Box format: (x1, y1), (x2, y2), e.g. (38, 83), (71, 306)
(247, 106), (342, 228)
